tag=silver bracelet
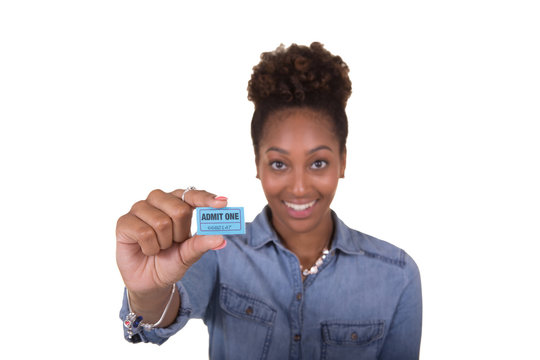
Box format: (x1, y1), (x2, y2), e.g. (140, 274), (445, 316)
(124, 283), (177, 338)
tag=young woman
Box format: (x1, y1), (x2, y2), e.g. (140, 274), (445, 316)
(117, 42), (422, 359)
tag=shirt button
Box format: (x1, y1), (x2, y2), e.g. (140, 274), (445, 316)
(296, 293), (302, 300)
(245, 306), (253, 315)
(294, 334), (301, 342)
(351, 332), (358, 340)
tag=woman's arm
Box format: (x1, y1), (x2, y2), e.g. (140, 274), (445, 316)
(379, 256), (423, 360)
(116, 188), (226, 341)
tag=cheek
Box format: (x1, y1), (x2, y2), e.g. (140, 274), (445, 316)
(313, 169), (341, 196)
(260, 172), (283, 198)
(318, 177), (339, 194)
(257, 163), (281, 197)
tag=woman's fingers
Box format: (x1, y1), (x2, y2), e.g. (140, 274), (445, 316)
(178, 235), (226, 268)
(122, 188), (229, 253)
(146, 189), (192, 243)
(130, 200), (173, 251)
(171, 188), (228, 209)
(116, 213), (161, 256)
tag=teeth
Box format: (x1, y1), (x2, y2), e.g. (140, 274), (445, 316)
(284, 200), (316, 211)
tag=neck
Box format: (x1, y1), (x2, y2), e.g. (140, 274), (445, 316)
(272, 209), (334, 269)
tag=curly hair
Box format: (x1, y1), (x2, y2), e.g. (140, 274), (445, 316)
(248, 42), (352, 155)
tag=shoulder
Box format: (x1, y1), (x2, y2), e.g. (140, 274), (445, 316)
(334, 214), (419, 278)
(355, 230), (419, 275)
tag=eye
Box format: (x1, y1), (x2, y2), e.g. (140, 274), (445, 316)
(311, 160), (328, 169)
(270, 161), (287, 170)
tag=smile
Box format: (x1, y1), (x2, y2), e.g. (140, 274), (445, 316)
(283, 200), (317, 211)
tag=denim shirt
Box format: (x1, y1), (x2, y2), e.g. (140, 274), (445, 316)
(120, 207), (422, 359)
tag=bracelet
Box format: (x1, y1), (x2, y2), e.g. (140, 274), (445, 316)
(124, 283), (177, 339)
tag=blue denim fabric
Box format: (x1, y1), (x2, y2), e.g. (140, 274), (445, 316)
(120, 206), (422, 359)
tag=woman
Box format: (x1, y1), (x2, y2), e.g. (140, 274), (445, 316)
(117, 42), (422, 359)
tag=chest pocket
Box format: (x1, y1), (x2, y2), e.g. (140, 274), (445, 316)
(219, 284), (276, 360)
(321, 320), (384, 360)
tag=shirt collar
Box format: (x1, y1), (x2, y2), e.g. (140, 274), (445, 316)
(248, 206), (366, 255)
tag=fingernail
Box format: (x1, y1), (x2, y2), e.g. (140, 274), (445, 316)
(214, 196), (228, 201)
(212, 239), (227, 250)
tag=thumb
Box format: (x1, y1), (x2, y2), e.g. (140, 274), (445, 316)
(179, 235), (226, 268)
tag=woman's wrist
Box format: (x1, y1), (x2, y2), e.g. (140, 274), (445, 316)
(127, 283), (180, 326)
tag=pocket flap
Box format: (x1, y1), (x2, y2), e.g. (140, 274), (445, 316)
(220, 284), (276, 326)
(322, 320), (384, 346)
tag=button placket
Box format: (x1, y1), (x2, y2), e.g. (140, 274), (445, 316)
(284, 249), (304, 359)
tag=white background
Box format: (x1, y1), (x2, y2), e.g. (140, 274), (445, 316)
(1, 1), (539, 358)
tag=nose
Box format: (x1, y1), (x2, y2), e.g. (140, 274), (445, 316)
(290, 168), (310, 196)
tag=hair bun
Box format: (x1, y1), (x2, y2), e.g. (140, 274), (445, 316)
(248, 42), (352, 109)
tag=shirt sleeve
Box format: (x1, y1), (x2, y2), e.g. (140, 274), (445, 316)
(378, 252), (423, 360)
(119, 249), (219, 345)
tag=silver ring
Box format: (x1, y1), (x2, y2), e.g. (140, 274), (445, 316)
(181, 186), (196, 202)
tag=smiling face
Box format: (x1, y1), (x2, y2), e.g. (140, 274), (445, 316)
(256, 107), (346, 238)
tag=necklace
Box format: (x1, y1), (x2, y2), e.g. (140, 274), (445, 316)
(300, 248), (330, 276)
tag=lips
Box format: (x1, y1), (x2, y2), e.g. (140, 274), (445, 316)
(282, 200), (318, 219)
(284, 200), (317, 211)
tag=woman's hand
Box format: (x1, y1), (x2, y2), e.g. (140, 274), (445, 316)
(116, 188), (227, 296)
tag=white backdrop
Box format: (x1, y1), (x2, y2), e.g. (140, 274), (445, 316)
(1, 1), (539, 358)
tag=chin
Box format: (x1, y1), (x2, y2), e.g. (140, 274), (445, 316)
(287, 220), (323, 235)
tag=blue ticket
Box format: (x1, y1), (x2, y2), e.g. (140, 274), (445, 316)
(196, 207), (246, 235)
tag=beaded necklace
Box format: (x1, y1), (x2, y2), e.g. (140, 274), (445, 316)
(300, 248), (330, 276)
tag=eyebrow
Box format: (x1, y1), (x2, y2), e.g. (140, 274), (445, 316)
(265, 145), (334, 155)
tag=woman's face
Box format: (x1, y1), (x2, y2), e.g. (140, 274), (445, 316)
(256, 107), (346, 236)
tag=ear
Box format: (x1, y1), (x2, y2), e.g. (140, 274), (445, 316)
(339, 148), (347, 178)
(255, 155), (260, 179)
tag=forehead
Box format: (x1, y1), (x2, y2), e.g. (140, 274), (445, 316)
(261, 108), (337, 148)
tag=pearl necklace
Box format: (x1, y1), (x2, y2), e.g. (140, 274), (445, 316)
(300, 248), (330, 276)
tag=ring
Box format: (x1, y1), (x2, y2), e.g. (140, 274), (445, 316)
(181, 186), (196, 202)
